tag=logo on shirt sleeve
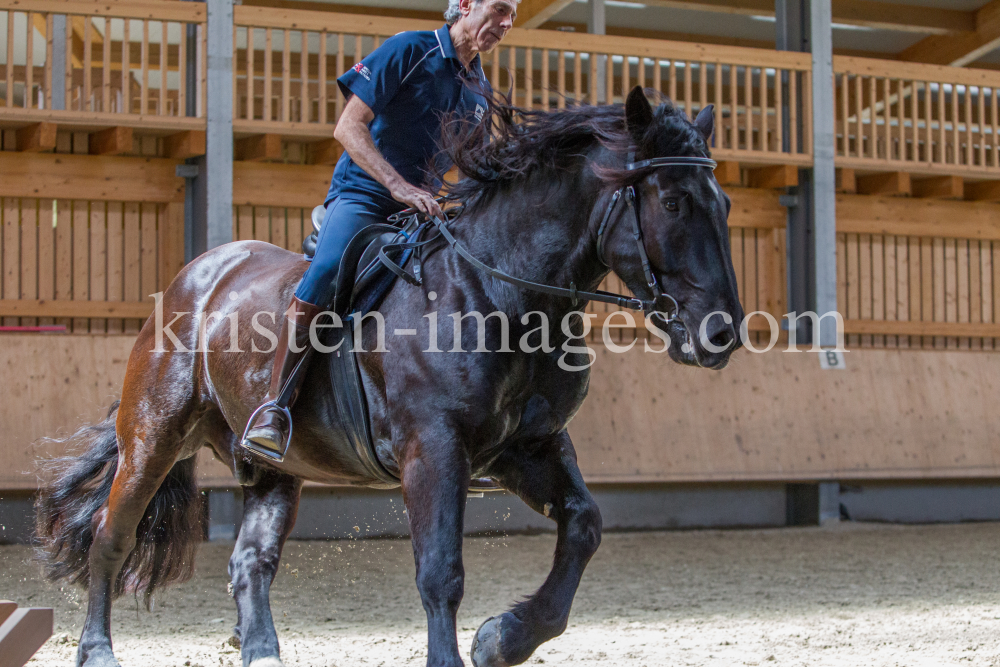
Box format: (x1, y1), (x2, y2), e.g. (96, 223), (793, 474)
(352, 62), (372, 81)
(475, 104), (486, 122)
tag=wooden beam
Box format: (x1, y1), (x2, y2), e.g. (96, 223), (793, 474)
(233, 162), (333, 208)
(713, 161), (741, 186)
(912, 175), (963, 200)
(900, 0), (1000, 66)
(164, 130), (206, 159)
(625, 0), (970, 35)
(965, 180), (1000, 202)
(89, 126), (133, 156)
(856, 171), (911, 196)
(235, 134), (282, 162)
(515, 0), (577, 29)
(239, 0), (441, 21)
(836, 193), (1000, 241)
(746, 165), (797, 190)
(843, 319), (1000, 338)
(0, 299), (153, 319)
(0, 607), (53, 667)
(0, 152), (185, 202)
(835, 168), (856, 194)
(15, 122), (56, 153)
(307, 138), (342, 166)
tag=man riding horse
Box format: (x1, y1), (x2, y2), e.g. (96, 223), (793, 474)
(242, 0), (517, 456)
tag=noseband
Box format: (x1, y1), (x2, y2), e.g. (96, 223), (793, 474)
(380, 155), (717, 321)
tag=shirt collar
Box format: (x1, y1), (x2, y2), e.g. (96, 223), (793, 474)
(436, 25), (459, 61)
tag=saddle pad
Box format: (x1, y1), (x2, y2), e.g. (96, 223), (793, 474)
(326, 326), (401, 488)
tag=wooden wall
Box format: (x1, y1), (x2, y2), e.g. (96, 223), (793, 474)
(3, 334), (999, 490)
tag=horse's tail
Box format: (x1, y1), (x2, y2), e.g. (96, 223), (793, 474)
(34, 400), (203, 608)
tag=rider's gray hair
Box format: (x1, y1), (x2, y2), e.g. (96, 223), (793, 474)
(445, 0), (519, 25)
(444, 0), (469, 25)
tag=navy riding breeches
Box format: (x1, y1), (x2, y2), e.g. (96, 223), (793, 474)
(294, 196), (403, 306)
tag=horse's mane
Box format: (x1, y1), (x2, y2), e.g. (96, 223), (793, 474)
(435, 92), (709, 205)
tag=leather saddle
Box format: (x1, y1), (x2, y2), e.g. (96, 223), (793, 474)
(302, 204), (420, 317)
(296, 204), (500, 494)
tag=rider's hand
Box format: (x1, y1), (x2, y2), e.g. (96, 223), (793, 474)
(389, 181), (443, 218)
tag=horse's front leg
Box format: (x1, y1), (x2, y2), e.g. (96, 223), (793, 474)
(471, 430), (602, 667)
(400, 433), (470, 667)
(229, 469), (302, 667)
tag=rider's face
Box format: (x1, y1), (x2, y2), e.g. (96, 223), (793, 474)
(461, 0), (517, 53)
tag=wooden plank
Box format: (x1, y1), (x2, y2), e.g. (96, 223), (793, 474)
(36, 199), (53, 326)
(713, 161), (741, 186)
(859, 233), (872, 346)
(18, 198), (36, 327)
(25, 11), (33, 110)
(83, 15), (92, 111)
(140, 203), (157, 308)
(282, 28), (291, 121)
(263, 28), (273, 121)
(72, 199), (90, 333)
(106, 201), (123, 333)
(89, 126), (134, 156)
(835, 168), (856, 193)
(2, 198), (18, 327)
(0, 607), (54, 667)
(123, 201), (141, 334)
(0, 298), (152, 318)
(746, 164), (797, 189)
(254, 205), (270, 242)
(912, 175), (963, 199)
(856, 171), (911, 196)
(163, 130), (206, 159)
(837, 193), (1000, 241)
(232, 161), (332, 208)
(0, 0), (205, 22)
(234, 133), (282, 161)
(964, 180), (1000, 202)
(140, 19), (149, 115)
(933, 236), (945, 347)
(159, 19), (167, 115)
(236, 204), (253, 241)
(6, 6), (13, 109)
(54, 199), (72, 330)
(841, 319), (1000, 337)
(159, 202), (184, 290)
(0, 153), (185, 203)
(89, 200), (107, 333)
(307, 138), (340, 165)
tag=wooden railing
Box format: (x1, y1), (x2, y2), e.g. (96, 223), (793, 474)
(0, 0), (205, 128)
(231, 6), (813, 163)
(834, 56), (1000, 181)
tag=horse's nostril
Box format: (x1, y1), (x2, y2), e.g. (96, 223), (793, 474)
(709, 329), (734, 351)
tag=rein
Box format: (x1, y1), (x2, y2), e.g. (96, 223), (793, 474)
(380, 155), (717, 319)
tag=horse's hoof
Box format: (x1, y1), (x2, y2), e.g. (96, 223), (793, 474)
(248, 658), (284, 667)
(471, 616), (509, 667)
(76, 645), (121, 667)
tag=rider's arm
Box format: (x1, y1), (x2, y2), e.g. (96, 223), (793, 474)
(334, 95), (443, 218)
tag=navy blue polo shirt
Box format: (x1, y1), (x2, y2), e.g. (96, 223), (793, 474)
(326, 25), (491, 207)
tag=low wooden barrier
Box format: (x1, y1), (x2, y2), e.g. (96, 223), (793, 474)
(0, 600), (53, 667)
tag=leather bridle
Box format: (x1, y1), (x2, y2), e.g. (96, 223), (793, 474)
(380, 154), (717, 322)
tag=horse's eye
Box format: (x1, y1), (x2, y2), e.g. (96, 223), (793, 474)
(664, 199), (679, 212)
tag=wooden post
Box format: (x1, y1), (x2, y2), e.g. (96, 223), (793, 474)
(15, 123), (57, 153)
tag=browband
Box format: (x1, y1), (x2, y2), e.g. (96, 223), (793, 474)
(625, 156), (718, 171)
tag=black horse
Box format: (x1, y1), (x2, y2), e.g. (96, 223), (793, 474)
(35, 87), (743, 667)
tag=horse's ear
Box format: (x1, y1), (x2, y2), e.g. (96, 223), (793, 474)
(694, 104), (714, 141)
(625, 86), (653, 139)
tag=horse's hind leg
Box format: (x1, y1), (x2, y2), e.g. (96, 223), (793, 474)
(471, 430), (602, 667)
(229, 469), (302, 667)
(77, 401), (197, 666)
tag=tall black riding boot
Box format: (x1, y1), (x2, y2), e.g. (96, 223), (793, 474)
(241, 295), (324, 459)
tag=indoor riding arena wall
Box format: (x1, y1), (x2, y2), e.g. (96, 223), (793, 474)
(3, 149), (1000, 538)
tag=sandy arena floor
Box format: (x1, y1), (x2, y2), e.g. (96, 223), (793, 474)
(4, 522), (1000, 667)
